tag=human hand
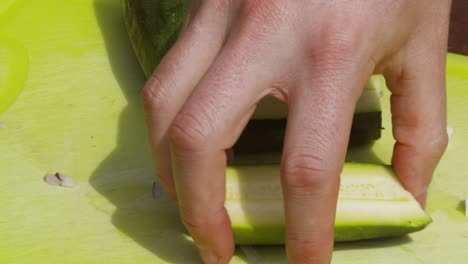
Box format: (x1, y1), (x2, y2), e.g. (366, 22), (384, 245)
(142, 0), (451, 263)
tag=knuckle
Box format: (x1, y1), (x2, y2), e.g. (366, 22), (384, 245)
(282, 153), (328, 189)
(310, 18), (364, 64)
(430, 130), (448, 156)
(317, 37), (357, 64)
(180, 206), (225, 231)
(392, 118), (448, 158)
(141, 74), (171, 113)
(169, 111), (211, 151)
(180, 211), (205, 230)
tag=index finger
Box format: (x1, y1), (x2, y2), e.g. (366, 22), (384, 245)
(169, 29), (279, 262)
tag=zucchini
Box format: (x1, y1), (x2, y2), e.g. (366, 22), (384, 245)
(226, 163), (431, 244)
(122, 0), (189, 78)
(122, 0), (382, 147)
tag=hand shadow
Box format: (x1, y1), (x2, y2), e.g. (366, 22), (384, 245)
(90, 1), (200, 263)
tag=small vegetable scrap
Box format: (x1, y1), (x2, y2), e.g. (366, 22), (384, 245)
(43, 172), (75, 187)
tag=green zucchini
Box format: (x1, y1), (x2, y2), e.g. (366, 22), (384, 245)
(226, 163), (431, 244)
(122, 0), (189, 78)
(122, 0), (382, 147)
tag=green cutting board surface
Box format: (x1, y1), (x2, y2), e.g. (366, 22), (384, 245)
(1, 1), (467, 263)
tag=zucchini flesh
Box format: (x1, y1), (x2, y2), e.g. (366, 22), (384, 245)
(225, 163), (431, 244)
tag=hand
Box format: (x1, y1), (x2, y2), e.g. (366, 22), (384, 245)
(142, 1), (451, 263)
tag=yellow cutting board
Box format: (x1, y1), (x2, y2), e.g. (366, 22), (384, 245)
(1, 0), (467, 263)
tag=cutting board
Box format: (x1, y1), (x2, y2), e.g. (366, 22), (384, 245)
(1, 0), (467, 263)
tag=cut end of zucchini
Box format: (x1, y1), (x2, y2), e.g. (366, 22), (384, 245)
(225, 163), (431, 244)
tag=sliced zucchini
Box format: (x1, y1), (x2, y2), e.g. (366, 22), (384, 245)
(225, 163), (431, 244)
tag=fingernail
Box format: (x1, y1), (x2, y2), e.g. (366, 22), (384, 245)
(200, 249), (219, 264)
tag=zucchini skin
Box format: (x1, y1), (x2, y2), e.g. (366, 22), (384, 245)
(123, 0), (189, 77)
(232, 224), (429, 245)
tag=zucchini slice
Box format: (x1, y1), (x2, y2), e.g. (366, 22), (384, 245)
(225, 163), (431, 244)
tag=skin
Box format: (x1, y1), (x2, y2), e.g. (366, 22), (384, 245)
(141, 0), (451, 263)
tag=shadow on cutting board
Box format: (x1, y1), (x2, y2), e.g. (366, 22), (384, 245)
(90, 0), (200, 263)
(89, 0), (410, 262)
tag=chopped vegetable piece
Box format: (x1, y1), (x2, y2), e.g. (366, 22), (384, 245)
(43, 172), (75, 187)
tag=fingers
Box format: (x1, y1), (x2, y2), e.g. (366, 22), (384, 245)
(168, 27), (282, 261)
(385, 5), (450, 207)
(141, 2), (233, 197)
(386, 49), (448, 207)
(281, 59), (368, 262)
